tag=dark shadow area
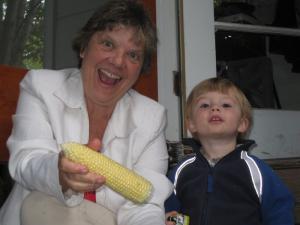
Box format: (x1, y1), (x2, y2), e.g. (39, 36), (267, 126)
(0, 163), (14, 208)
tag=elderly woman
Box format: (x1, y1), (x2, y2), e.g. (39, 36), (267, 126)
(0, 1), (172, 225)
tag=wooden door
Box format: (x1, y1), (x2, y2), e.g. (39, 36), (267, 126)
(0, 65), (27, 162)
(133, 0), (158, 101)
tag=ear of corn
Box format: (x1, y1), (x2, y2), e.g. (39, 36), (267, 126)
(61, 142), (153, 204)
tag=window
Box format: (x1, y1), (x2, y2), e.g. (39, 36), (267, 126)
(214, 0), (300, 110)
(0, 0), (45, 69)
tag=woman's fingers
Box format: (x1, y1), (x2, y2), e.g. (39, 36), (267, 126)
(59, 169), (106, 192)
(58, 151), (105, 192)
(59, 151), (87, 174)
(87, 138), (101, 152)
(63, 172), (105, 192)
(58, 139), (105, 192)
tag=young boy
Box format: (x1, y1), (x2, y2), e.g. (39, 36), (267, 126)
(165, 77), (294, 225)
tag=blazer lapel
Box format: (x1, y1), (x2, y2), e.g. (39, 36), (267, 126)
(102, 91), (136, 147)
(53, 70), (89, 143)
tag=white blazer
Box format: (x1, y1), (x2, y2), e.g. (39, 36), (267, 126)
(0, 68), (173, 225)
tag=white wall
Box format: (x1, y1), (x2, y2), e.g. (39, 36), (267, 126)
(249, 109), (300, 159)
(156, 0), (181, 141)
(181, 0), (216, 96)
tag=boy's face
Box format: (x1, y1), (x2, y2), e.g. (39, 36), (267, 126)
(187, 91), (248, 141)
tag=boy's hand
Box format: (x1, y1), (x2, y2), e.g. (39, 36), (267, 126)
(165, 211), (178, 225)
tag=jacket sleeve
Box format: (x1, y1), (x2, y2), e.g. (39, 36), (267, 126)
(255, 158), (295, 225)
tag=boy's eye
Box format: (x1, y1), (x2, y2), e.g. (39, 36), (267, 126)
(199, 103), (210, 108)
(222, 103), (232, 108)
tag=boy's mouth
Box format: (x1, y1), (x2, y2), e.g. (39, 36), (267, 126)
(209, 115), (223, 122)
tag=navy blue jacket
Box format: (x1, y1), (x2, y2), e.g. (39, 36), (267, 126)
(165, 140), (294, 225)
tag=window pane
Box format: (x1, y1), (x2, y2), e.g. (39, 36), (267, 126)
(0, 0), (45, 69)
(214, 0), (300, 29)
(214, 0), (300, 110)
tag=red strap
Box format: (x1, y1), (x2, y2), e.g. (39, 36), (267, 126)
(84, 191), (96, 202)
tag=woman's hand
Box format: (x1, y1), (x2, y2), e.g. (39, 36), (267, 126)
(58, 138), (106, 193)
(165, 211), (178, 225)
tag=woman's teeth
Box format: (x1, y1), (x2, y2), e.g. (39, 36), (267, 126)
(101, 69), (120, 80)
(98, 69), (121, 85)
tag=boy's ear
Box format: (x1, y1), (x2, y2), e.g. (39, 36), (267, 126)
(186, 119), (197, 133)
(238, 117), (249, 134)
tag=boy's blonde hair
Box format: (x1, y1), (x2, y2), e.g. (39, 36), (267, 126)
(185, 77), (252, 140)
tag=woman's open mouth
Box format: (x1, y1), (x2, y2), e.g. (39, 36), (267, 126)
(98, 69), (121, 86)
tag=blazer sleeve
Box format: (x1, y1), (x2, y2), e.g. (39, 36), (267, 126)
(117, 95), (173, 225)
(7, 70), (72, 205)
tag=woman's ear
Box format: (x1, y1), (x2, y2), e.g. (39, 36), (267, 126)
(80, 50), (85, 58)
(80, 46), (86, 58)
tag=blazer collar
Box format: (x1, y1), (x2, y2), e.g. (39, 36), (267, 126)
(54, 69), (136, 140)
(54, 69), (85, 109)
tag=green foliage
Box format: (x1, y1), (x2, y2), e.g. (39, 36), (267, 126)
(23, 1), (44, 69)
(22, 0), (45, 69)
(0, 0), (45, 69)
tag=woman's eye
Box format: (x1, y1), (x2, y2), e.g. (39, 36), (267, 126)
(101, 40), (113, 48)
(128, 51), (141, 63)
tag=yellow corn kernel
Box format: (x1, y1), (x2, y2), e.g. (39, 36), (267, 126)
(61, 142), (153, 204)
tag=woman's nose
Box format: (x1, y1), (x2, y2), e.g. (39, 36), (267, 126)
(110, 50), (125, 68)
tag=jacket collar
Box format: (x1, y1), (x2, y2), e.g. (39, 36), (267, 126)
(191, 138), (256, 153)
(236, 139), (257, 151)
(192, 138), (257, 160)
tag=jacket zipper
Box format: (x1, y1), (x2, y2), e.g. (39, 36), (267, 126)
(200, 166), (214, 225)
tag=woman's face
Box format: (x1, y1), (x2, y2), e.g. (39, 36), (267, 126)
(80, 25), (144, 107)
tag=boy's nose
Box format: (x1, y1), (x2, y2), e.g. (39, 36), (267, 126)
(211, 106), (220, 111)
